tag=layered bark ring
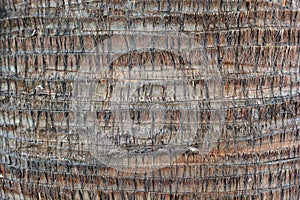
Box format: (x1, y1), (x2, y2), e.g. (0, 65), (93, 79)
(73, 31), (225, 172)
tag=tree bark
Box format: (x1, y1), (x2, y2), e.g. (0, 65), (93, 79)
(0, 0), (299, 199)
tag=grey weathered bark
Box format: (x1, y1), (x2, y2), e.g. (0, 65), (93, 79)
(0, 0), (299, 199)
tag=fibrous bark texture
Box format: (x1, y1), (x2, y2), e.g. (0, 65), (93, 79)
(0, 0), (299, 199)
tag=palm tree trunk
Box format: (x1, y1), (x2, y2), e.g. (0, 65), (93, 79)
(0, 0), (299, 199)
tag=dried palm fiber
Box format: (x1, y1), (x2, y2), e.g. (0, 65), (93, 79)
(0, 0), (299, 199)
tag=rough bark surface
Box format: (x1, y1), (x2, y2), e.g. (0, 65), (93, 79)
(0, 0), (299, 199)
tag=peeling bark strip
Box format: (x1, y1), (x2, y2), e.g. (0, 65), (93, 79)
(0, 0), (299, 199)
